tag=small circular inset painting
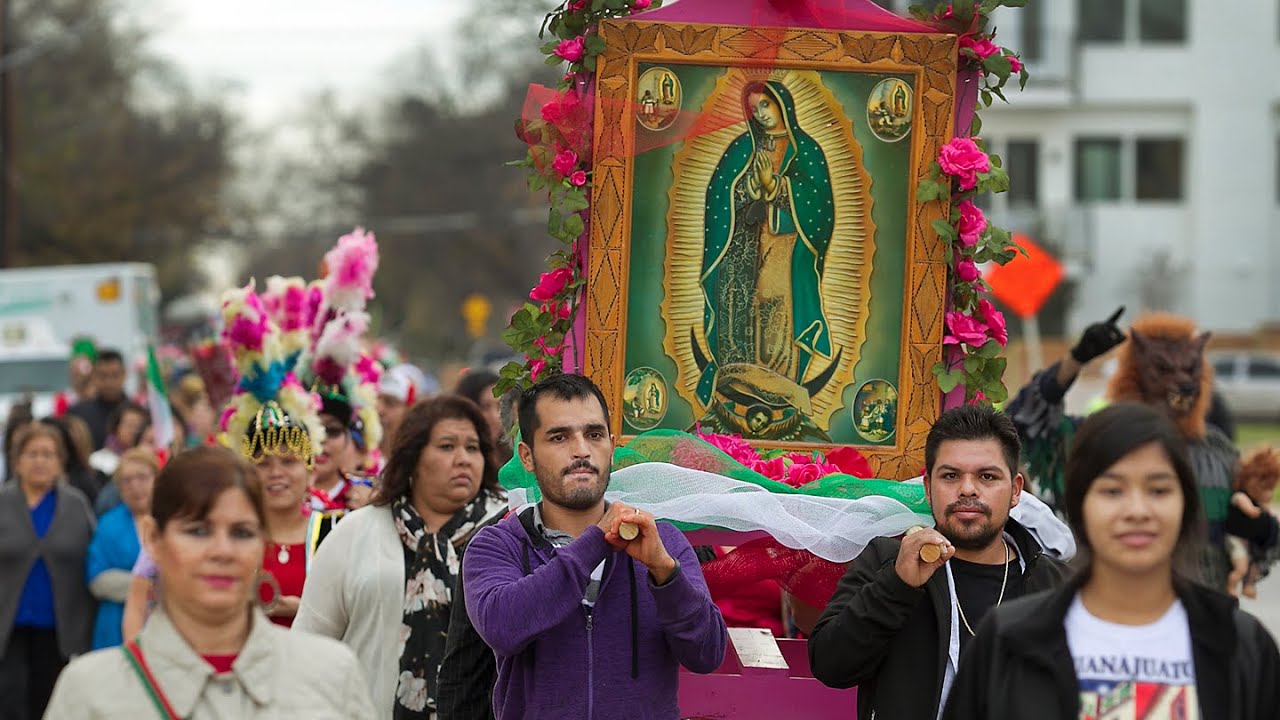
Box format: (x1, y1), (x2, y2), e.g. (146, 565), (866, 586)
(636, 67), (682, 132)
(853, 379), (898, 442)
(866, 77), (913, 143)
(623, 367), (670, 430)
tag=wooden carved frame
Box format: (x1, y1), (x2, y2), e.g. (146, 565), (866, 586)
(584, 20), (956, 479)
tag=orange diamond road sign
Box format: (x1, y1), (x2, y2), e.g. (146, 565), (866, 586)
(983, 233), (1063, 319)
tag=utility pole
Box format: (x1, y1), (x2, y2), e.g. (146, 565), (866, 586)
(0, 0), (12, 268)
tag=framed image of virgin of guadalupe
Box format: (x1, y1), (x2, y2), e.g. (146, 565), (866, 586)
(584, 20), (957, 478)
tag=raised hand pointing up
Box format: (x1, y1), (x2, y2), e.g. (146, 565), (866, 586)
(1070, 306), (1126, 364)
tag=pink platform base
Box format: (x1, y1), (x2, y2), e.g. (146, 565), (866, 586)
(679, 529), (857, 718)
(679, 637), (856, 718)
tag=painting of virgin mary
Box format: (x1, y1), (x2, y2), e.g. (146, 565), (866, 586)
(651, 67), (883, 443)
(696, 80), (836, 409)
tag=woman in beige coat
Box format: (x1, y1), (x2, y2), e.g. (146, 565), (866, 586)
(44, 447), (374, 719)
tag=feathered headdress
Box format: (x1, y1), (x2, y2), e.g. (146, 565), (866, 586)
(348, 352), (385, 473)
(310, 227), (379, 342)
(300, 229), (382, 455)
(218, 281), (324, 467)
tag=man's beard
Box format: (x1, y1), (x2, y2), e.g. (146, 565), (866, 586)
(935, 499), (1004, 550)
(538, 458), (609, 511)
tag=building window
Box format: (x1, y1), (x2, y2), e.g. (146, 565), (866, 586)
(1135, 138), (1183, 200)
(1139, 0), (1187, 42)
(1080, 0), (1187, 44)
(1079, 0), (1123, 42)
(1019, 0), (1044, 62)
(1006, 140), (1039, 206)
(1075, 137), (1186, 203)
(1075, 139), (1123, 202)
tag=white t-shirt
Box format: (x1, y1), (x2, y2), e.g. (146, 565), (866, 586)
(1065, 596), (1199, 719)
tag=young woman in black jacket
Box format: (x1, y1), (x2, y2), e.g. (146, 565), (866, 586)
(944, 402), (1279, 720)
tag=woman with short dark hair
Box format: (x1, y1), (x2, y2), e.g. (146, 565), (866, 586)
(0, 422), (96, 720)
(944, 403), (1280, 719)
(296, 395), (507, 720)
(44, 446), (374, 718)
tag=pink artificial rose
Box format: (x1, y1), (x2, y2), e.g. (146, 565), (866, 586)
(529, 267), (574, 303)
(570, 0), (589, 9)
(552, 149), (578, 177)
(570, 170), (588, 187)
(978, 299), (1009, 347)
(632, 0), (652, 10)
(938, 137), (990, 192)
(542, 301), (572, 320)
(943, 311), (990, 347)
(826, 446), (873, 479)
(697, 429), (761, 467)
(967, 390), (989, 406)
(784, 451), (817, 466)
(956, 200), (987, 247)
(785, 461), (841, 488)
(541, 91), (581, 127)
(541, 100), (563, 125)
(529, 357), (547, 382)
(554, 37), (586, 63)
(754, 456), (788, 481)
(955, 257), (980, 283)
(960, 35), (1000, 61)
(1008, 55), (1023, 74)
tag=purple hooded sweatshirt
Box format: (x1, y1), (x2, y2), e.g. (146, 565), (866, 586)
(462, 506), (728, 719)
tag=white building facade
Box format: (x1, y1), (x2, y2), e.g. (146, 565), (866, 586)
(878, 0), (1280, 334)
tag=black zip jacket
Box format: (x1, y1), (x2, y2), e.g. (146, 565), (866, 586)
(436, 512), (505, 720)
(942, 575), (1280, 720)
(808, 519), (1068, 720)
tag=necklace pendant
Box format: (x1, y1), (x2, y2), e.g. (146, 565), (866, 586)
(277, 544), (290, 564)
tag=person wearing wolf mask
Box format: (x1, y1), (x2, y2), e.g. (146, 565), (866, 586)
(1007, 308), (1275, 589)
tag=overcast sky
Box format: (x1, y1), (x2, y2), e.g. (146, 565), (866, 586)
(149, 0), (467, 125)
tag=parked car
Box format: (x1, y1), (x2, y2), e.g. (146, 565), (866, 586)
(1211, 352), (1280, 422)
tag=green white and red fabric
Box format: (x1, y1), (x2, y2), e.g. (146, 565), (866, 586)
(499, 429), (1073, 609)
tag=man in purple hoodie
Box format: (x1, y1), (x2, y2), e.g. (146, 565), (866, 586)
(463, 373), (728, 719)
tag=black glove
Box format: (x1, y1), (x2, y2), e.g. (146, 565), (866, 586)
(1071, 306), (1126, 364)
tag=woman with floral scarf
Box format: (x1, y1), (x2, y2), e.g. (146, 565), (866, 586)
(295, 395), (508, 720)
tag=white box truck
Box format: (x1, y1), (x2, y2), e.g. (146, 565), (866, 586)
(0, 263), (160, 421)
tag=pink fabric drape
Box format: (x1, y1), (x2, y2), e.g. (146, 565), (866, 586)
(644, 0), (934, 33)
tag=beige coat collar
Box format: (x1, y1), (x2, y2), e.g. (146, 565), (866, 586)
(136, 607), (276, 716)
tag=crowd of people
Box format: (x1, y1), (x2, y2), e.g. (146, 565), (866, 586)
(1, 269), (1279, 719)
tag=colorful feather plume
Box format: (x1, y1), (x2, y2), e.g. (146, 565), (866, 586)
(323, 228), (379, 311)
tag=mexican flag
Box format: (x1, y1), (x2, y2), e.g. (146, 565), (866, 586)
(145, 345), (175, 463)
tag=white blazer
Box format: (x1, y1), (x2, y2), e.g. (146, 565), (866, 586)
(294, 504), (405, 720)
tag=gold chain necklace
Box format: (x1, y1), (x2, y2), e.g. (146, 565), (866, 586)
(955, 540), (1011, 637)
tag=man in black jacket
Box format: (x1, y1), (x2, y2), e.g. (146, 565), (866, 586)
(808, 404), (1068, 720)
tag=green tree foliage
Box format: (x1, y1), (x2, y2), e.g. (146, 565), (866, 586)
(7, 0), (236, 300)
(241, 0), (562, 363)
